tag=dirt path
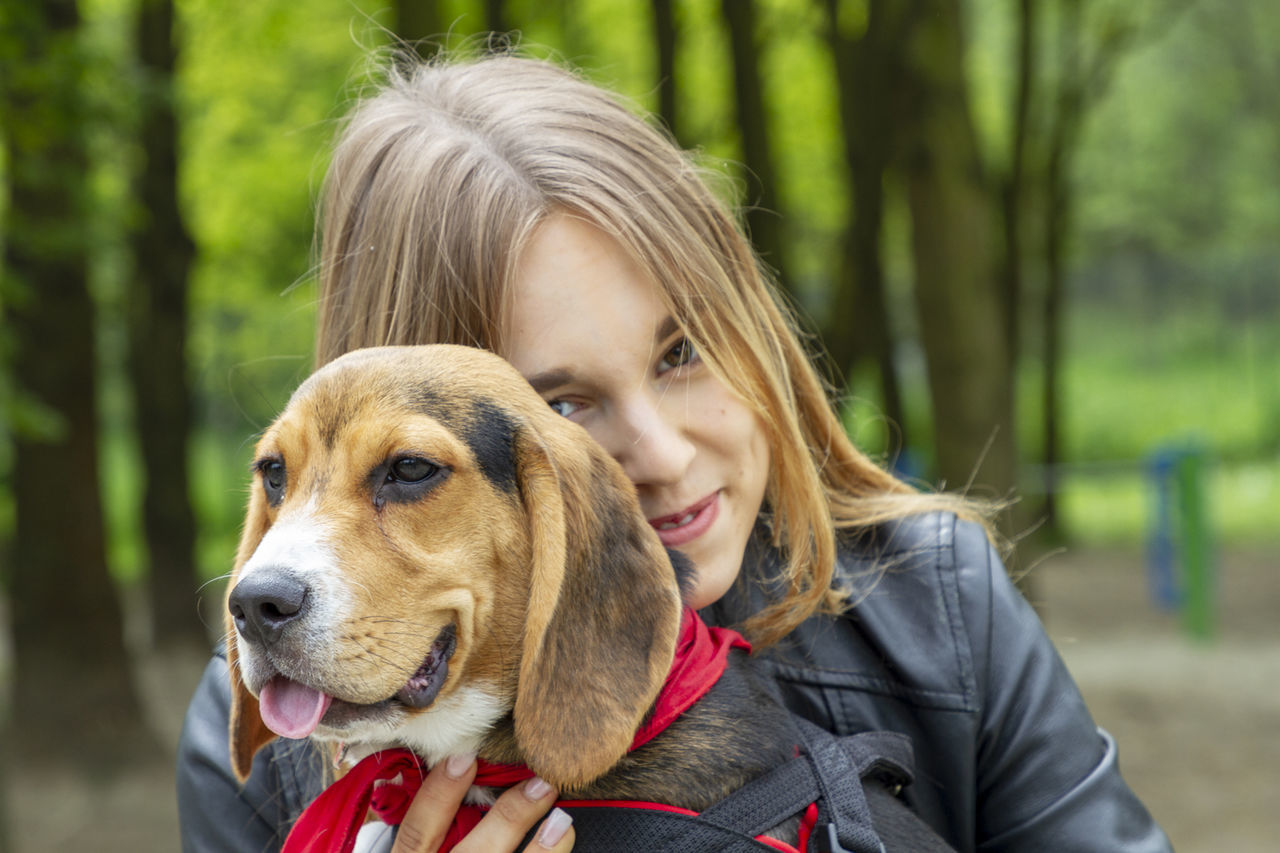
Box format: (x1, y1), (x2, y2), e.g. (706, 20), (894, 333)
(1033, 546), (1280, 852)
(6, 546), (1276, 851)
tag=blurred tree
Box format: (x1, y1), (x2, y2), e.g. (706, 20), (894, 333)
(485, 0), (509, 40)
(0, 0), (150, 765)
(720, 0), (793, 296)
(898, 0), (1017, 504)
(395, 0), (444, 58)
(1039, 0), (1083, 532)
(650, 0), (679, 140)
(129, 0), (202, 645)
(817, 0), (909, 449)
(1036, 0), (1189, 530)
(997, 0), (1036, 372)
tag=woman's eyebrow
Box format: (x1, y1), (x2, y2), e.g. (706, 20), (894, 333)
(525, 317), (680, 394)
(526, 368), (574, 395)
(655, 315), (679, 344)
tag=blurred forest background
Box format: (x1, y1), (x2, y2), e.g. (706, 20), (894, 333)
(1, 0), (1277, 850)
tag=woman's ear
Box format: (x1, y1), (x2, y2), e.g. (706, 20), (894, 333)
(226, 489), (278, 783)
(512, 425), (683, 789)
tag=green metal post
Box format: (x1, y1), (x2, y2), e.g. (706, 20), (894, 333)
(1175, 448), (1214, 642)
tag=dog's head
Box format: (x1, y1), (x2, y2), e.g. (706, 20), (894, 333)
(226, 345), (683, 789)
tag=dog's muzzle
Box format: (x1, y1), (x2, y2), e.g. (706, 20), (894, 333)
(229, 572), (459, 740)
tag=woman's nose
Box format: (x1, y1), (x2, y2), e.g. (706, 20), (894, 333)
(605, 394), (696, 489)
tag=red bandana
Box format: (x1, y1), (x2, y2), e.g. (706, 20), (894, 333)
(281, 609), (750, 853)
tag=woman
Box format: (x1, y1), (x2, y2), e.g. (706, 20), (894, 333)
(178, 53), (1171, 853)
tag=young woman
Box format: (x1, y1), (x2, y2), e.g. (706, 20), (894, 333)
(177, 54), (1171, 853)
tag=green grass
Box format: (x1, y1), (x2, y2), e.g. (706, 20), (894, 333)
(842, 303), (1280, 547)
(1033, 305), (1278, 545)
(1023, 307), (1279, 465)
(1053, 458), (1279, 547)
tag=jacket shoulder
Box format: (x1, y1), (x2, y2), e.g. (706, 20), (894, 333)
(822, 511), (1006, 711)
(838, 510), (992, 565)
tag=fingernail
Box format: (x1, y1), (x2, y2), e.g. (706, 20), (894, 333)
(524, 775), (553, 801)
(445, 753), (475, 780)
(536, 808), (573, 848)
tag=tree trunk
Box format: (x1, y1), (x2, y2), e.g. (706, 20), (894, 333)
(131, 0), (203, 646)
(1040, 0), (1084, 531)
(1038, 0), (1165, 533)
(719, 0), (791, 295)
(484, 0), (509, 43)
(1, 0), (151, 767)
(898, 0), (1018, 507)
(650, 0), (679, 141)
(999, 0), (1036, 371)
(394, 0), (443, 58)
(819, 0), (910, 446)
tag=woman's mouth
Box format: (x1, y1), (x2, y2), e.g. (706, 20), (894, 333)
(648, 492), (720, 548)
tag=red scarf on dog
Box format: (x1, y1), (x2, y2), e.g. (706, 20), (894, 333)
(282, 609), (750, 853)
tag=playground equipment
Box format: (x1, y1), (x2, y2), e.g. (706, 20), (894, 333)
(1147, 445), (1215, 642)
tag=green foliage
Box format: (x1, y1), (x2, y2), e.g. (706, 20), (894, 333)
(4, 0), (1279, 591)
(179, 0), (358, 409)
(757, 0), (846, 311)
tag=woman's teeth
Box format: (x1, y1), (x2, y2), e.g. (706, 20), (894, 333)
(658, 512), (696, 530)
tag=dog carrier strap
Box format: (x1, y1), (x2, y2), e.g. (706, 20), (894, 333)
(697, 727), (913, 846)
(698, 754), (825, 838)
(555, 722), (918, 853)
(793, 717), (896, 850)
(565, 806), (789, 852)
(837, 730), (915, 789)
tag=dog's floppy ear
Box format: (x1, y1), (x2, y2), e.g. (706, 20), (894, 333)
(226, 487), (278, 782)
(512, 425), (683, 789)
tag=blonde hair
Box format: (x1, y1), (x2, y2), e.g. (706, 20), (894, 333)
(315, 53), (980, 646)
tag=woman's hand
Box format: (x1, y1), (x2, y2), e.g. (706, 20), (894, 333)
(390, 754), (575, 853)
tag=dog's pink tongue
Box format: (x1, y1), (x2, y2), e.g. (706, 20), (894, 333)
(258, 676), (333, 739)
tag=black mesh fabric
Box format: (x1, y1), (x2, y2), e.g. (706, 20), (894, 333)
(567, 807), (784, 852)
(513, 725), (945, 853)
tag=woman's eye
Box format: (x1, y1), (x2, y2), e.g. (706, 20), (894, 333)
(548, 399), (582, 418)
(657, 338), (698, 374)
(388, 457), (438, 483)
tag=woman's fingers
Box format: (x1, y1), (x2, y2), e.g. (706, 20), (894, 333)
(388, 756), (574, 853)
(390, 754), (478, 853)
(453, 777), (573, 852)
(526, 807), (575, 852)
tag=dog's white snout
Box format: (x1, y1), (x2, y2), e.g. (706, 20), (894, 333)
(234, 510), (349, 655)
(229, 571), (310, 647)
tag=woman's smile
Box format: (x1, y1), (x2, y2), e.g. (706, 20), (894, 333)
(648, 492), (720, 548)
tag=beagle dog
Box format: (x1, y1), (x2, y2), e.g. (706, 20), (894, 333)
(226, 344), (797, 807)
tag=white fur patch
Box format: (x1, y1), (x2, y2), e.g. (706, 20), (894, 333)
(395, 686), (508, 766)
(233, 508), (355, 687)
(237, 508), (351, 624)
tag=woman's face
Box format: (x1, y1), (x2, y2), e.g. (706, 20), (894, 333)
(502, 213), (771, 609)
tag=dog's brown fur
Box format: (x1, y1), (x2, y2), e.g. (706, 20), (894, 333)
(227, 345), (801, 808)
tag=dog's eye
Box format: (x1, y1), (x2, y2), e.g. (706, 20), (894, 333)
(256, 459), (286, 503)
(388, 457), (437, 484)
(376, 456), (448, 508)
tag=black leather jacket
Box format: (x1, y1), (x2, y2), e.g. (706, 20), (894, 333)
(177, 512), (1171, 852)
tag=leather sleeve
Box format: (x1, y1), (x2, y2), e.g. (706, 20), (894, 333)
(177, 650), (327, 852)
(951, 519), (1172, 852)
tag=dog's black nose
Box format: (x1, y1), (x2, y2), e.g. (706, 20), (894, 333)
(229, 573), (310, 647)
